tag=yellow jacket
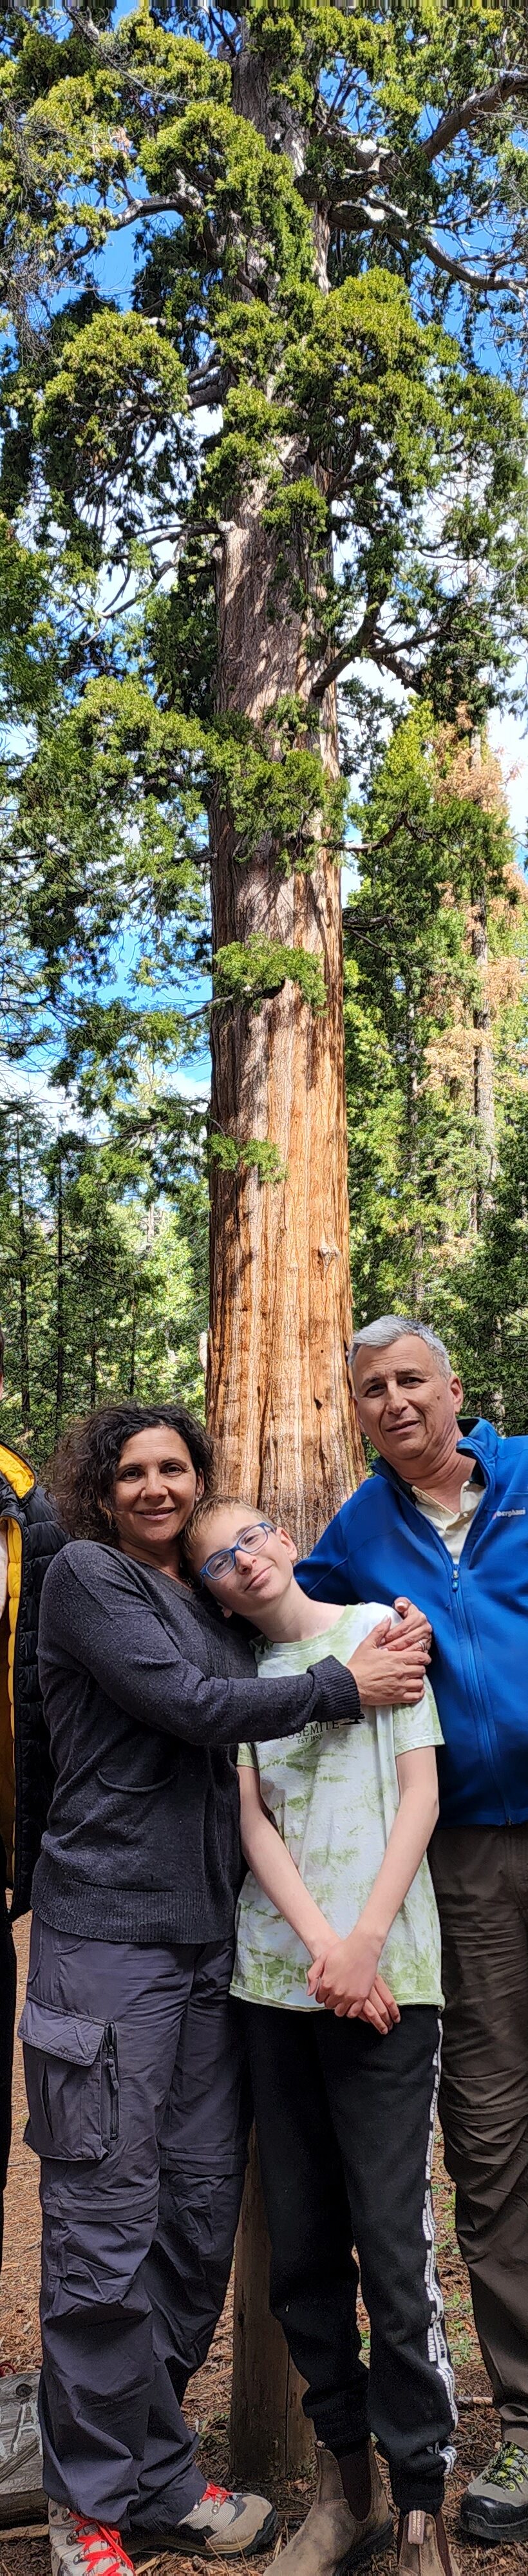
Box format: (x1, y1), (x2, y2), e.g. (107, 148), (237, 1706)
(0, 1444), (63, 1913)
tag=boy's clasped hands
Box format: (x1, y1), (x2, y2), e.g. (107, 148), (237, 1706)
(307, 1930), (400, 2034)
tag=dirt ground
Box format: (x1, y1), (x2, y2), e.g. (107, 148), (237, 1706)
(1, 1925), (526, 2576)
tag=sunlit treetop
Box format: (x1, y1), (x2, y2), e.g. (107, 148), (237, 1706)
(1, 0), (527, 1088)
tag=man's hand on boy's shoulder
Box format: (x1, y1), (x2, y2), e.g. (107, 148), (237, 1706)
(347, 1617), (430, 1707)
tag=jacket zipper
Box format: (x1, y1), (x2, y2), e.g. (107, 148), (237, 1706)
(400, 1456), (509, 1824)
(10, 1512), (24, 1906)
(449, 1548), (508, 1820)
(104, 2023), (119, 2140)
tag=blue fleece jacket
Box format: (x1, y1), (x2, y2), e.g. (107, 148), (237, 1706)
(296, 1417), (528, 1828)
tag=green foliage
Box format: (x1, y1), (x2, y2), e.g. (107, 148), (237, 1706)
(0, 513), (58, 719)
(345, 708), (528, 1368)
(208, 728), (346, 873)
(0, 1104), (209, 1466)
(35, 310), (189, 556)
(1, 0), (528, 1417)
(208, 1133), (286, 1185)
(436, 1100), (528, 1434)
(214, 934), (326, 1012)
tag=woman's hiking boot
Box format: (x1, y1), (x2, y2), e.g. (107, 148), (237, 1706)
(396, 2508), (460, 2575)
(172, 2481), (278, 2554)
(127, 2481), (278, 2557)
(48, 2505), (135, 2576)
(460, 2440), (528, 2540)
(265, 2441), (392, 2573)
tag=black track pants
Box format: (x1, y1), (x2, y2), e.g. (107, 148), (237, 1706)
(241, 2000), (456, 2518)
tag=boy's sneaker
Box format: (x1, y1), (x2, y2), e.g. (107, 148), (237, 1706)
(167, 2481), (277, 2556)
(460, 2439), (528, 2539)
(262, 2442), (392, 2573)
(396, 2509), (459, 2575)
(48, 2503), (135, 2576)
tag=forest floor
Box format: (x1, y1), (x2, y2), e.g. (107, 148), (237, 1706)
(1, 1926), (525, 2576)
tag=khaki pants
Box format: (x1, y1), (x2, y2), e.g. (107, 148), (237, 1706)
(430, 1822), (528, 2443)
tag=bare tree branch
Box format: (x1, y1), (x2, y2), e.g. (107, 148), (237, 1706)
(105, 184), (205, 229)
(310, 605), (382, 700)
(420, 68), (528, 165)
(312, 624), (421, 699)
(330, 188), (525, 296)
(187, 365), (225, 408)
(372, 639), (424, 690)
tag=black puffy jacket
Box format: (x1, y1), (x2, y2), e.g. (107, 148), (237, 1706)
(0, 1445), (64, 1917)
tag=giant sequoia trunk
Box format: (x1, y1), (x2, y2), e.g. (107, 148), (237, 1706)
(15, 1118), (31, 1433)
(207, 495), (363, 2479)
(205, 39), (363, 2484)
(469, 735), (496, 1231)
(230, 2130), (314, 2483)
(207, 492), (363, 1547)
(207, 46), (363, 1543)
(53, 1145), (64, 1444)
(209, 496), (361, 2481)
(472, 887), (495, 1229)
(404, 983), (424, 1314)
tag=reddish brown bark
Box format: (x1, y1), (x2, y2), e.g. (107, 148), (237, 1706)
(207, 496), (363, 1549)
(211, 491), (363, 2484)
(471, 889), (495, 1229)
(230, 2131), (313, 2484)
(208, 46), (364, 2481)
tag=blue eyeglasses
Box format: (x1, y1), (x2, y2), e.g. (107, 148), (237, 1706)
(198, 1521), (276, 1584)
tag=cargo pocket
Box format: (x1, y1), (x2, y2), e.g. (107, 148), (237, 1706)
(17, 2000), (120, 2163)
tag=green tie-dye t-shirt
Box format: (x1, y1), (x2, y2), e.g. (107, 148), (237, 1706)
(232, 1601), (444, 2011)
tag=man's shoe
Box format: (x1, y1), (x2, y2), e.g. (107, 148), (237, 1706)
(460, 2439), (528, 2541)
(169, 2481), (277, 2556)
(264, 2442), (392, 2573)
(397, 2508), (460, 2576)
(49, 2503), (135, 2576)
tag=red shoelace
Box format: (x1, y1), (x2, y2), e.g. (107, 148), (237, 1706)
(70, 2520), (135, 2576)
(200, 2485), (231, 2508)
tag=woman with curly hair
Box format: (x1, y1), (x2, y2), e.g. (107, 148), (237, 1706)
(18, 1399), (364, 2576)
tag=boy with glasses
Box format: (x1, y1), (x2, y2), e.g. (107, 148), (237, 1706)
(185, 1497), (458, 2576)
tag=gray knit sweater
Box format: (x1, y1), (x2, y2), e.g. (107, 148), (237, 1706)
(35, 1540), (360, 1944)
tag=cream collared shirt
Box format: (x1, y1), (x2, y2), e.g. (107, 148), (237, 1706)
(413, 1477), (480, 1565)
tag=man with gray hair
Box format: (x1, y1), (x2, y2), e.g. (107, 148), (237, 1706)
(297, 1318), (528, 2547)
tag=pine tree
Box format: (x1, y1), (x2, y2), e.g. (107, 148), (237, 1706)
(437, 1098), (528, 1430)
(0, 1112), (209, 1463)
(345, 709), (528, 1325)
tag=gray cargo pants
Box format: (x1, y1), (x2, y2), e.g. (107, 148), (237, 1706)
(19, 1917), (250, 2531)
(429, 1823), (528, 2445)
